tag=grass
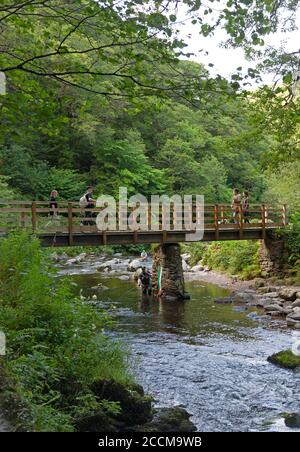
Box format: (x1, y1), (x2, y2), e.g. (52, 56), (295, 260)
(181, 240), (261, 280)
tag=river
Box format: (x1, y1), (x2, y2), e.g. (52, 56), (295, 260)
(58, 255), (300, 432)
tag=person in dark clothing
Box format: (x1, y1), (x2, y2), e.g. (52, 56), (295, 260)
(49, 190), (58, 216)
(83, 186), (96, 226)
(242, 191), (250, 223)
(139, 267), (152, 295)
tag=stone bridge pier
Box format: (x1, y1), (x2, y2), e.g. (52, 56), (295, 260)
(152, 243), (186, 300)
(259, 231), (287, 277)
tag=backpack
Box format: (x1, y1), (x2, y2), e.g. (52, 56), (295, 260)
(79, 194), (88, 208)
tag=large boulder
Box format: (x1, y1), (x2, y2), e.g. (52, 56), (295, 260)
(292, 299), (300, 308)
(128, 259), (144, 272)
(90, 380), (152, 427)
(279, 288), (298, 302)
(267, 349), (300, 369)
(287, 309), (300, 321)
(284, 413), (300, 428)
(264, 304), (285, 313)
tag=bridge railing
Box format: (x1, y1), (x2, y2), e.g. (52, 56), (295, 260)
(0, 200), (288, 239)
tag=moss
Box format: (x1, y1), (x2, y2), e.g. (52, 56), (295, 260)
(267, 350), (300, 370)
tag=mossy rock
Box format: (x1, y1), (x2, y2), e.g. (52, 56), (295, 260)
(90, 380), (152, 427)
(76, 409), (118, 432)
(284, 413), (300, 428)
(133, 407), (197, 432)
(267, 350), (300, 370)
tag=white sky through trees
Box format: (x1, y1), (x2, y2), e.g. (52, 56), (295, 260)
(177, 4), (300, 87)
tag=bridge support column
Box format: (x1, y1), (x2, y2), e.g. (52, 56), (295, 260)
(152, 243), (185, 300)
(259, 231), (287, 277)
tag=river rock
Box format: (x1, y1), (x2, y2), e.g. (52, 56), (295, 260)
(51, 251), (69, 262)
(292, 299), (300, 308)
(182, 259), (191, 272)
(257, 287), (270, 294)
(287, 312), (300, 321)
(181, 253), (191, 264)
(118, 275), (130, 280)
(278, 288), (298, 302)
(190, 264), (204, 272)
(264, 304), (285, 312)
(284, 413), (300, 428)
(98, 258), (128, 272)
(215, 296), (233, 304)
(90, 380), (152, 428)
(66, 252), (87, 265)
(91, 284), (109, 292)
(134, 407), (197, 432)
(254, 278), (265, 288)
(286, 317), (300, 327)
(232, 292), (254, 304)
(267, 349), (300, 369)
(264, 292), (279, 299)
(128, 259), (144, 272)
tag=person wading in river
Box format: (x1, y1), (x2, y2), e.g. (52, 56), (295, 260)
(231, 188), (241, 224)
(139, 267), (152, 296)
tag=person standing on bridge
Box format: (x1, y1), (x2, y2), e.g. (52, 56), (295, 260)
(242, 191), (250, 224)
(81, 186), (97, 226)
(231, 188), (241, 224)
(49, 190), (59, 217)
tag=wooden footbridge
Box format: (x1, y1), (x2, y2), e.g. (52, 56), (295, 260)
(0, 201), (288, 247)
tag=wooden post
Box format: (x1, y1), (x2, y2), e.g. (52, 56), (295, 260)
(214, 204), (219, 240)
(261, 203), (266, 240)
(68, 202), (73, 246)
(31, 202), (37, 233)
(282, 204), (288, 226)
(20, 204), (26, 228)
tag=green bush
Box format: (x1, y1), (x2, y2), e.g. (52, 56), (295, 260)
(183, 240), (261, 279)
(0, 233), (132, 431)
(285, 212), (300, 281)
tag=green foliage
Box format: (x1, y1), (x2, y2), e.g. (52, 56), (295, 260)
(0, 233), (133, 431)
(183, 240), (261, 280)
(264, 161), (300, 212)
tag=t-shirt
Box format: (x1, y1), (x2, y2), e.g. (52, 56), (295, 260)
(242, 197), (249, 210)
(232, 194), (241, 205)
(85, 192), (94, 206)
(50, 196), (58, 208)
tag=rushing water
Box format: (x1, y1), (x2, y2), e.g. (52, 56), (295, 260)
(59, 258), (300, 432)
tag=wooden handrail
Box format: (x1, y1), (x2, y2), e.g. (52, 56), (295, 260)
(0, 202), (289, 238)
